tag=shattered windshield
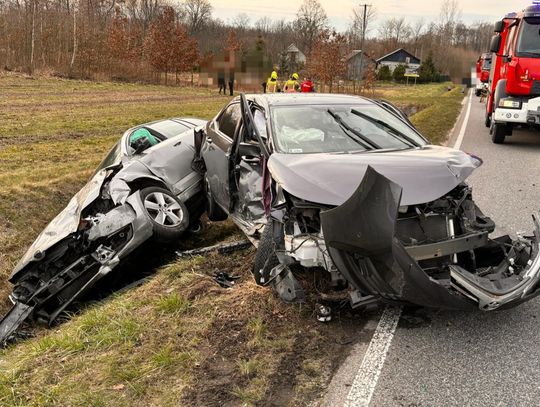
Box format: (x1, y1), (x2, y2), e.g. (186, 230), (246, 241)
(516, 18), (540, 57)
(270, 104), (426, 154)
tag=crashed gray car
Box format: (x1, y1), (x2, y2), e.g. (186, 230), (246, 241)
(195, 93), (540, 311)
(0, 117), (207, 343)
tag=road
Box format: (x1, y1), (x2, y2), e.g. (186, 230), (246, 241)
(323, 91), (540, 406)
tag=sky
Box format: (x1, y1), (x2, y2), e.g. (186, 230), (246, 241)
(210, 0), (533, 31)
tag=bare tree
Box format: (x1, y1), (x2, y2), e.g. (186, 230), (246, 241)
(347, 4), (376, 49)
(294, 0), (328, 54)
(254, 16), (272, 34)
(231, 12), (249, 32)
(183, 0), (212, 35)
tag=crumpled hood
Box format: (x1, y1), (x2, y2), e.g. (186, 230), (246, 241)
(267, 145), (482, 206)
(10, 170), (107, 280)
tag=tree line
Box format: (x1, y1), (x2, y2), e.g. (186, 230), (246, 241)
(0, 0), (495, 84)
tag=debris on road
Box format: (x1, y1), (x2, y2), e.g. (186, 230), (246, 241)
(176, 240), (252, 258)
(213, 271), (240, 288)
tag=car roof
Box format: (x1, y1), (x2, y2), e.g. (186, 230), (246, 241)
(245, 93), (377, 108)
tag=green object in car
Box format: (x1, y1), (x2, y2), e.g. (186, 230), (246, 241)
(130, 128), (159, 147)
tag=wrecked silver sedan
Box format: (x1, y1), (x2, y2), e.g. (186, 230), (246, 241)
(196, 93), (540, 311)
(0, 118), (207, 343)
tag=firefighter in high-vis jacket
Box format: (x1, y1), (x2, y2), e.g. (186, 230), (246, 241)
(284, 73), (300, 92)
(266, 71), (279, 93)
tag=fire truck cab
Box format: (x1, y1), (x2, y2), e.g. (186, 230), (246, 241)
(475, 53), (491, 97)
(488, 3), (540, 143)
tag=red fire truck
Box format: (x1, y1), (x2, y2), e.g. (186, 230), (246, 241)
(486, 3), (540, 143)
(475, 53), (492, 97)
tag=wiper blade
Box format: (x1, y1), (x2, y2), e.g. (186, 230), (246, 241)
(327, 109), (380, 150)
(351, 109), (420, 148)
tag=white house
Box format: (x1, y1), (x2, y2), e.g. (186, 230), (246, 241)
(376, 48), (421, 73)
(285, 44), (306, 65)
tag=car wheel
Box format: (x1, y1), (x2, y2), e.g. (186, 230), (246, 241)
(485, 113), (491, 128)
(204, 176), (228, 221)
(252, 219), (280, 285)
(491, 123), (507, 144)
(140, 186), (189, 242)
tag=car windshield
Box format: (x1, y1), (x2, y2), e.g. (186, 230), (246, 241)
(270, 104), (426, 154)
(482, 57), (492, 70)
(517, 18), (540, 57)
(95, 141), (122, 173)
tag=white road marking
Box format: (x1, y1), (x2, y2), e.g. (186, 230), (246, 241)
(454, 89), (473, 150)
(342, 89), (473, 407)
(344, 306), (402, 407)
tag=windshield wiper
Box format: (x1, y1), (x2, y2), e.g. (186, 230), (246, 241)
(351, 109), (420, 148)
(327, 109), (380, 150)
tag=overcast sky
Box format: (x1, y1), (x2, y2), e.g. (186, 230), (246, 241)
(211, 0), (533, 31)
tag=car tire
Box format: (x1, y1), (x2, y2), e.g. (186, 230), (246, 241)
(485, 113), (491, 128)
(140, 186), (189, 242)
(252, 219), (280, 285)
(204, 176), (228, 222)
(491, 123), (507, 144)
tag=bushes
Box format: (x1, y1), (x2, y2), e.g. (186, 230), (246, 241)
(393, 64), (406, 83)
(377, 65), (392, 81)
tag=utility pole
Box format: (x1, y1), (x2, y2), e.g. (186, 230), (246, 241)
(358, 4), (371, 87)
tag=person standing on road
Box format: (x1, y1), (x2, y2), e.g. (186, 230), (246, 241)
(266, 71), (279, 93)
(301, 77), (315, 93)
(284, 73), (300, 93)
(228, 72), (235, 96)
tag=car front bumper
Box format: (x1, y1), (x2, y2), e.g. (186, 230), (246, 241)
(320, 167), (540, 311)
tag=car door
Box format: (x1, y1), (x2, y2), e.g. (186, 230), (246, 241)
(203, 102), (242, 211)
(228, 97), (270, 225)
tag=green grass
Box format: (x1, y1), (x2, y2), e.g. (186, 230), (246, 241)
(374, 82), (465, 144)
(0, 74), (465, 406)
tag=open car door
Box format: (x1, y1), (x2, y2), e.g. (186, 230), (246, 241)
(228, 95), (271, 229)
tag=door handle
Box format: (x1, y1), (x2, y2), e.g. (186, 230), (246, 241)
(242, 156), (261, 164)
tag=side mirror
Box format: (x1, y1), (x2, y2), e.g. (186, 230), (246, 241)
(494, 20), (504, 33)
(490, 35), (502, 53)
(238, 142), (260, 158)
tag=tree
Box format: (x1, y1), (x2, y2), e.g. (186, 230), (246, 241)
(184, 0), (212, 35)
(418, 52), (438, 83)
(393, 64), (406, 82)
(172, 25), (199, 83)
(144, 7), (177, 83)
(377, 65), (391, 81)
(306, 29), (347, 92)
(294, 0), (328, 54)
(347, 4), (376, 49)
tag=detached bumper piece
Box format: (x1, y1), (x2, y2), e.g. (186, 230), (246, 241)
(320, 166), (540, 311)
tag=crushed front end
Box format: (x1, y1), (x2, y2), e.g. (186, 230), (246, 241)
(320, 167), (540, 311)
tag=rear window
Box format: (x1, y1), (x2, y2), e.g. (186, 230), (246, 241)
(147, 120), (190, 139)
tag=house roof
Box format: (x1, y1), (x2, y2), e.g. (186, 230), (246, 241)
(376, 48), (421, 64)
(286, 44), (302, 54)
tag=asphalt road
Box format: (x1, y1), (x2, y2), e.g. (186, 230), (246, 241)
(367, 94), (540, 406)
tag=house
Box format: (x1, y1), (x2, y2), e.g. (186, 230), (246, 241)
(285, 44), (306, 65)
(376, 48), (421, 73)
(346, 50), (374, 80)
